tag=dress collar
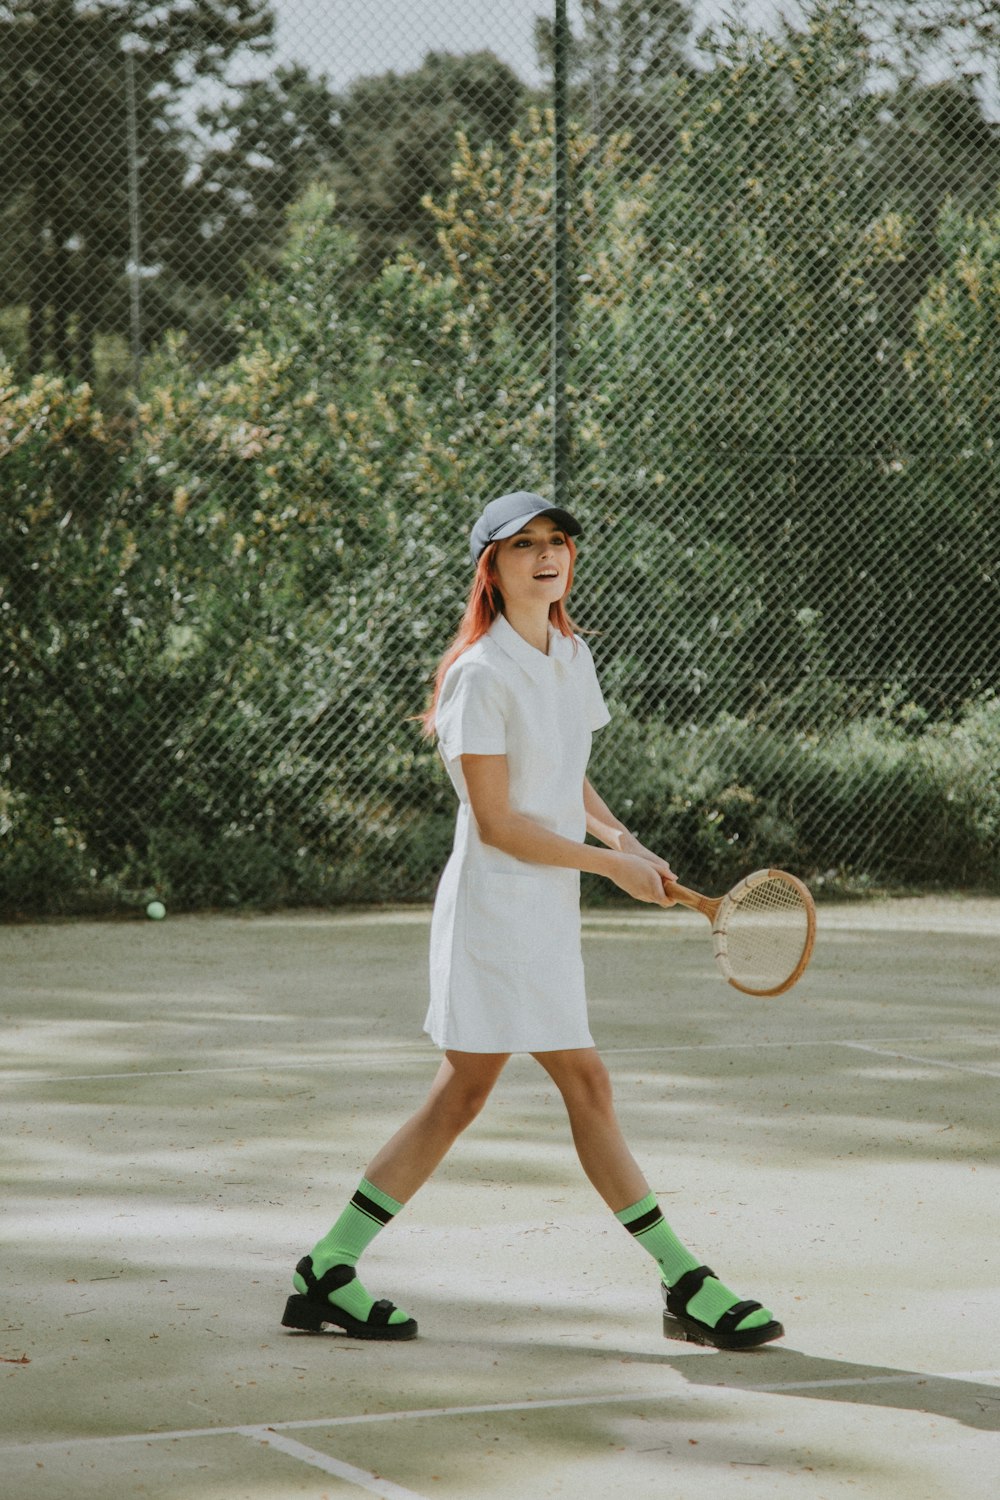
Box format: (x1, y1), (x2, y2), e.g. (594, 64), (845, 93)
(489, 612), (573, 681)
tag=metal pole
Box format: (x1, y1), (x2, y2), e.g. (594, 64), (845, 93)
(124, 44), (143, 393)
(552, 0), (571, 506)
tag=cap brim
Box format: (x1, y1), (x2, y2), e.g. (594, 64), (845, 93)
(489, 507), (583, 543)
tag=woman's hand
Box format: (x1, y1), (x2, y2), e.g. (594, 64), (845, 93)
(617, 833), (677, 905)
(619, 832), (675, 877)
(582, 780), (678, 904)
(609, 853), (678, 906)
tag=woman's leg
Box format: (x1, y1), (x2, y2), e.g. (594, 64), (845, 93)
(533, 1047), (781, 1347)
(531, 1046), (649, 1210)
(283, 1051), (508, 1337)
(365, 1049), (510, 1202)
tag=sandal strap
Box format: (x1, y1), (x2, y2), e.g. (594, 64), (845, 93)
(294, 1256), (357, 1298)
(294, 1257), (402, 1326)
(665, 1266), (766, 1337)
(664, 1264), (716, 1317)
(368, 1299), (397, 1327)
(714, 1299), (764, 1334)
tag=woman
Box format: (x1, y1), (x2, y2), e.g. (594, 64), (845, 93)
(282, 491), (783, 1351)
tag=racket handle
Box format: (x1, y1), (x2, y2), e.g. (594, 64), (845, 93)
(661, 878), (719, 921)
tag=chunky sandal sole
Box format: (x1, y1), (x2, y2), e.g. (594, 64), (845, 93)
(282, 1292), (418, 1340)
(662, 1264), (783, 1352)
(662, 1309), (784, 1350)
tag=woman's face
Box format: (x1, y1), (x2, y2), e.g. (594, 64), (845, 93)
(493, 516), (571, 609)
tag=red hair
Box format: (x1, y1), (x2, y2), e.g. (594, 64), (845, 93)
(421, 537), (578, 737)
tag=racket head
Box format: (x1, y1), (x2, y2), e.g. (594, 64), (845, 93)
(711, 868), (816, 997)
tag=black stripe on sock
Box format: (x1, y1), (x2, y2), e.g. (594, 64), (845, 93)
(352, 1189), (394, 1226)
(623, 1205), (664, 1238)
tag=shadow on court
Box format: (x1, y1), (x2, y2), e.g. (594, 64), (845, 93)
(555, 1341), (1000, 1431)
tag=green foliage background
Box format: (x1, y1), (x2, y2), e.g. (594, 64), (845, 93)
(2, 1), (999, 915)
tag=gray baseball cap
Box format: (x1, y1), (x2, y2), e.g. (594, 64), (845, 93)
(469, 491), (583, 563)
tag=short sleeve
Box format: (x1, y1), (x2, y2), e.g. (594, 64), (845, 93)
(435, 658), (508, 759)
(576, 637), (611, 732)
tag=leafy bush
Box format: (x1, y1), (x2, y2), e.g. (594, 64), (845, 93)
(584, 693), (1000, 898)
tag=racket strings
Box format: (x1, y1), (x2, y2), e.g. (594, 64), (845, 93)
(717, 876), (811, 993)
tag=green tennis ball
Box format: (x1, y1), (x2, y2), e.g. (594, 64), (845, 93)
(146, 900), (166, 921)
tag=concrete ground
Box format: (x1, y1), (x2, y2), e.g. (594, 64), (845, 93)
(2, 897), (998, 1500)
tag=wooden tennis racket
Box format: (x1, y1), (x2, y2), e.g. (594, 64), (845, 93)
(663, 868), (816, 997)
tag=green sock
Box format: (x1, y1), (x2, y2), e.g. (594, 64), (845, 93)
(294, 1178), (411, 1326)
(616, 1193), (772, 1333)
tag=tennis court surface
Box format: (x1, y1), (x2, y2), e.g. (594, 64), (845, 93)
(3, 898), (998, 1499)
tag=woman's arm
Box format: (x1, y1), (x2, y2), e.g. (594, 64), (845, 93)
(461, 755), (674, 906)
(583, 777), (677, 886)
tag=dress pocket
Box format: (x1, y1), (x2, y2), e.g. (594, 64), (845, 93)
(465, 868), (579, 965)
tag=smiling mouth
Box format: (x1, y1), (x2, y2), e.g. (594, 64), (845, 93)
(534, 569), (559, 579)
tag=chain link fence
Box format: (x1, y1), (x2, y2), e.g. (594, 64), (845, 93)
(2, 0), (999, 917)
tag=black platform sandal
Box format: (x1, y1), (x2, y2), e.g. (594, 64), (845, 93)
(282, 1257), (418, 1340)
(662, 1265), (784, 1351)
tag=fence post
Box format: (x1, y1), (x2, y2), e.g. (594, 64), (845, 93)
(552, 0), (570, 507)
(123, 39), (143, 395)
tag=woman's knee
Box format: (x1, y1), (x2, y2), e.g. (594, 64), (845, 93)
(575, 1057), (615, 1113)
(541, 1050), (615, 1115)
(437, 1083), (491, 1130)
(432, 1054), (506, 1130)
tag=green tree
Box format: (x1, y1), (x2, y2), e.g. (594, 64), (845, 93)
(534, 0), (695, 147)
(556, 2), (998, 725)
(0, 0), (272, 384)
(329, 50), (527, 270)
(194, 50), (526, 284)
(0, 370), (146, 905)
(188, 64), (344, 292)
(896, 200), (1000, 705)
(860, 78), (1000, 338)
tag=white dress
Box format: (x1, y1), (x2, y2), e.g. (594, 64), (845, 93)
(425, 613), (611, 1053)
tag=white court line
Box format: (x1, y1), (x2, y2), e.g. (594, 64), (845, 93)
(0, 1395), (658, 1455)
(605, 1032), (1000, 1058)
(840, 1041), (1000, 1080)
(2, 1034), (1000, 1086)
(7, 1368), (1000, 1459)
(243, 1426), (427, 1499)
